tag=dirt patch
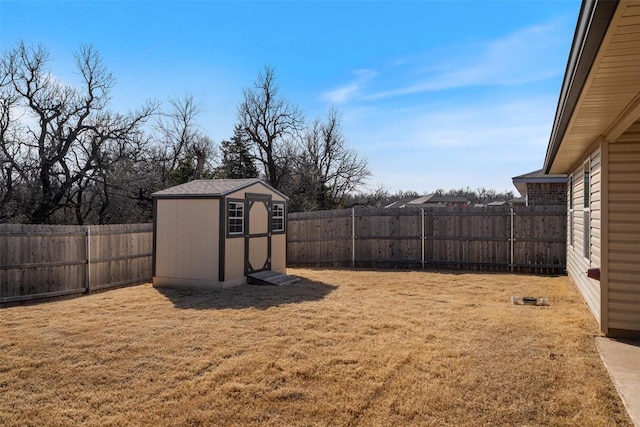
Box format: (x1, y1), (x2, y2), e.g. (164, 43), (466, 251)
(0, 268), (632, 426)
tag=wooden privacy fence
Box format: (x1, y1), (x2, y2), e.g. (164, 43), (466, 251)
(0, 223), (152, 304)
(287, 206), (567, 274)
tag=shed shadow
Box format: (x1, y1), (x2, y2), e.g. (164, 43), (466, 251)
(155, 277), (336, 310)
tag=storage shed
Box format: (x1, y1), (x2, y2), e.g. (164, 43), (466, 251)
(152, 179), (288, 289)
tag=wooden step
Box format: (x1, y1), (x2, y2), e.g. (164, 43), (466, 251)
(247, 270), (301, 286)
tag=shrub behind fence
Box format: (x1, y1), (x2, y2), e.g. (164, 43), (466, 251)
(287, 206), (567, 274)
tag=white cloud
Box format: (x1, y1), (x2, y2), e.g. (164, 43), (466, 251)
(313, 15), (573, 192)
(342, 95), (557, 192)
(347, 95), (555, 148)
(408, 98), (554, 149)
(321, 69), (377, 104)
(366, 18), (569, 100)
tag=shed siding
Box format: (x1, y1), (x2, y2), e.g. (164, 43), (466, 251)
(153, 179), (287, 289)
(608, 128), (640, 332)
(155, 199), (219, 284)
(224, 237), (245, 285)
(567, 145), (602, 324)
(249, 200), (269, 235)
(227, 182), (287, 202)
(156, 199), (178, 278)
(271, 234), (287, 274)
(226, 181), (287, 277)
(248, 237), (269, 271)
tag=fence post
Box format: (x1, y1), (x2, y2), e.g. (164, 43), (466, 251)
(86, 227), (91, 294)
(509, 208), (514, 272)
(421, 208), (425, 270)
(351, 208), (355, 268)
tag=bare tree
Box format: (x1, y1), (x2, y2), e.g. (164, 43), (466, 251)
(344, 184), (390, 208)
(1, 42), (156, 224)
(296, 107), (369, 210)
(0, 56), (20, 220)
(155, 94), (216, 186)
(433, 187), (514, 204)
(156, 94), (198, 172)
(237, 65), (304, 188)
(68, 119), (154, 224)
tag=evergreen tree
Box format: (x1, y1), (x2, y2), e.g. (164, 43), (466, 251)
(216, 125), (258, 179)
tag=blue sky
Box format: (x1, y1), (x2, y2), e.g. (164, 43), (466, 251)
(0, 0), (580, 194)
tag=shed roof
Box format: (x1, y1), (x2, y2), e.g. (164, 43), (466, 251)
(152, 179), (288, 200)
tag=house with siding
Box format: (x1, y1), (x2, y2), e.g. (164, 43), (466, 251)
(544, 0), (640, 337)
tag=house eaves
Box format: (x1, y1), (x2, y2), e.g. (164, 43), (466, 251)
(543, 0), (619, 173)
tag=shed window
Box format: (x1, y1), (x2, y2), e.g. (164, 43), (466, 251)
(583, 161), (590, 260)
(272, 203), (284, 232)
(228, 202), (244, 235)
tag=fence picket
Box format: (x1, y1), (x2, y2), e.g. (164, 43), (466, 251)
(288, 206), (566, 274)
(0, 205), (567, 305)
(0, 223), (153, 304)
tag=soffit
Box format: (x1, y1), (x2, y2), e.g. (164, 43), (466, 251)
(551, 1), (640, 173)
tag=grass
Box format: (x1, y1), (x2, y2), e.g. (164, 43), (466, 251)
(0, 268), (632, 426)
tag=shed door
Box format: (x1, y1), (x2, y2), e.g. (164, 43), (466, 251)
(245, 194), (271, 274)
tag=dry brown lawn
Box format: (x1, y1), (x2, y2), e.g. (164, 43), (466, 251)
(0, 268), (632, 426)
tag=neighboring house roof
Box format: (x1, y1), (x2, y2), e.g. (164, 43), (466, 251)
(511, 169), (567, 197)
(385, 194), (470, 208)
(544, 0), (628, 173)
(152, 178), (288, 200)
(484, 198), (526, 206)
(406, 194), (470, 205)
(384, 199), (413, 209)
